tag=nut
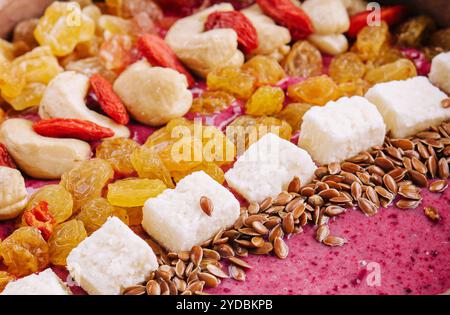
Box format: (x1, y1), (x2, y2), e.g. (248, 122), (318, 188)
(0, 118), (91, 179)
(39, 71), (129, 138)
(242, 4), (291, 61)
(165, 3), (244, 77)
(308, 34), (348, 56)
(0, 166), (28, 220)
(113, 60), (193, 127)
(302, 0), (350, 35)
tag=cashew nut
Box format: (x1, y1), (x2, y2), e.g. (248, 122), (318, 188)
(0, 166), (28, 220)
(302, 0), (350, 35)
(241, 4), (291, 61)
(165, 3), (244, 78)
(113, 60), (193, 127)
(39, 71), (130, 138)
(308, 34), (348, 56)
(0, 118), (91, 179)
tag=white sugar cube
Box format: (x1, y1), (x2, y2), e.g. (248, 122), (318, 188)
(365, 77), (449, 138)
(66, 217), (158, 295)
(429, 52), (450, 95)
(298, 96), (386, 165)
(142, 171), (240, 252)
(225, 133), (317, 203)
(1, 269), (70, 295)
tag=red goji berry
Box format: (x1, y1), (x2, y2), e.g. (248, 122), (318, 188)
(204, 11), (258, 54)
(0, 143), (16, 169)
(347, 5), (408, 38)
(90, 74), (130, 125)
(23, 201), (55, 241)
(33, 118), (115, 141)
(256, 0), (314, 40)
(137, 34), (195, 87)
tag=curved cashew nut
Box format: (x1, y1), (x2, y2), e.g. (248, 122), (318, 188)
(0, 118), (91, 179)
(0, 166), (28, 220)
(39, 71), (130, 138)
(165, 3), (244, 78)
(241, 4), (291, 61)
(113, 60), (193, 127)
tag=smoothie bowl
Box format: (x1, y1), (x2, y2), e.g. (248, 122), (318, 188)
(0, 0), (449, 296)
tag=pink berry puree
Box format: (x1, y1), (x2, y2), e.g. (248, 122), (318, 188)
(1, 68), (448, 295)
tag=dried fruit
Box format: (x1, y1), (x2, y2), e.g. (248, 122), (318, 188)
(287, 75), (341, 105)
(76, 197), (128, 234)
(0, 226), (49, 277)
(22, 201), (56, 241)
(204, 11), (258, 54)
(190, 91), (235, 114)
(347, 5), (408, 38)
(172, 162), (225, 184)
(0, 271), (15, 293)
(33, 118), (114, 141)
(396, 15), (436, 48)
(131, 146), (174, 188)
(0, 143), (16, 168)
(283, 41), (322, 78)
(207, 66), (256, 100)
(242, 55), (286, 86)
(34, 1), (95, 56)
(337, 79), (370, 97)
(61, 159), (114, 211)
(256, 0), (314, 40)
(276, 103), (313, 131)
(245, 86), (285, 116)
(137, 34), (194, 87)
(12, 18), (39, 51)
(25, 185), (73, 224)
(227, 115), (292, 150)
(329, 52), (366, 83)
(96, 138), (139, 176)
(99, 35), (133, 72)
(2, 83), (46, 111)
(90, 74), (130, 125)
(98, 14), (134, 37)
(353, 22), (390, 61)
(107, 178), (167, 207)
(364, 59), (417, 84)
(65, 57), (117, 82)
(48, 219), (87, 266)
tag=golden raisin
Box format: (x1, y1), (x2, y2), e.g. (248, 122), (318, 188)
(364, 58), (417, 84)
(283, 41), (323, 78)
(246, 86), (285, 116)
(107, 178), (167, 207)
(287, 75), (341, 105)
(96, 138), (140, 177)
(0, 271), (15, 293)
(242, 55), (286, 86)
(48, 219), (87, 266)
(190, 91), (235, 114)
(276, 103), (314, 131)
(207, 66), (256, 99)
(329, 52), (366, 83)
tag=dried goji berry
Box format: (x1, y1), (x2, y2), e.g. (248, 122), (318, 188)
(256, 0), (314, 40)
(204, 11), (258, 54)
(347, 5), (408, 38)
(23, 201), (56, 241)
(90, 74), (130, 125)
(137, 34), (195, 87)
(0, 143), (16, 169)
(33, 118), (115, 141)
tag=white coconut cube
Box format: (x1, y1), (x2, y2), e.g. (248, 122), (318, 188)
(225, 133), (317, 203)
(365, 76), (450, 138)
(66, 217), (158, 295)
(142, 171), (240, 252)
(298, 96), (386, 165)
(1, 269), (70, 295)
(429, 52), (450, 95)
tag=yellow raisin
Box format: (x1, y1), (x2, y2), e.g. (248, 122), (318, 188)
(61, 159), (114, 212)
(76, 197), (129, 235)
(0, 271), (15, 293)
(245, 86), (285, 116)
(242, 55), (286, 86)
(190, 91), (235, 114)
(107, 178), (167, 207)
(353, 21), (390, 61)
(48, 219), (87, 266)
(34, 1), (95, 56)
(364, 58), (417, 84)
(172, 162), (225, 184)
(207, 66), (256, 99)
(0, 227), (49, 277)
(283, 41), (323, 78)
(287, 75), (341, 105)
(276, 103), (314, 131)
(131, 146), (175, 188)
(96, 138), (140, 177)
(338, 79), (370, 97)
(329, 52), (366, 83)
